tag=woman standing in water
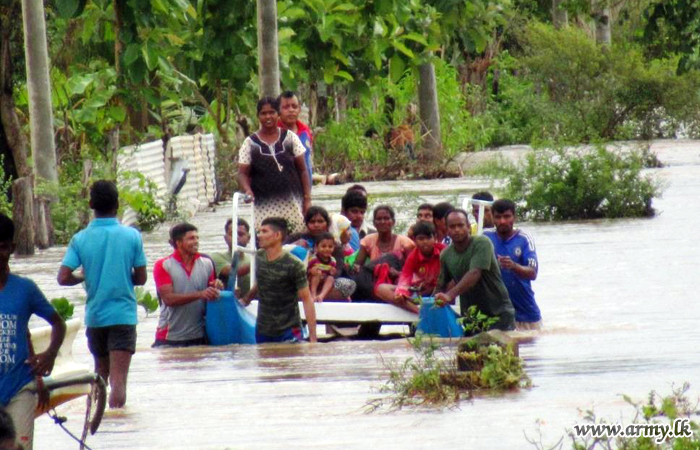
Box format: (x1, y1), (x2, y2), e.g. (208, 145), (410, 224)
(238, 97), (312, 233)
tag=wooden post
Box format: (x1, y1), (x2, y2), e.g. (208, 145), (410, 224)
(11, 176), (35, 255)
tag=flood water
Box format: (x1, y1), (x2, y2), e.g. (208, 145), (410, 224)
(13, 140), (700, 449)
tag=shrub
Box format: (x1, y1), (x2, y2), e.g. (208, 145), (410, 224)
(119, 171), (166, 231)
(502, 145), (662, 220)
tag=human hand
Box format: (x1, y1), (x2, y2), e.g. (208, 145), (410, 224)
(308, 266), (322, 277)
(329, 266), (338, 276)
(37, 387), (50, 411)
(210, 279), (224, 290)
(434, 292), (453, 308)
(201, 287), (220, 301)
(244, 190), (254, 203)
(497, 255), (516, 270)
(28, 349), (58, 377)
(239, 295), (251, 306)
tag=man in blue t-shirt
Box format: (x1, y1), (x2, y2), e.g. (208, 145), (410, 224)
(57, 180), (147, 409)
(484, 199), (542, 330)
(1, 214), (65, 450)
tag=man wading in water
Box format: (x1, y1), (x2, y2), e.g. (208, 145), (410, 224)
(434, 209), (515, 333)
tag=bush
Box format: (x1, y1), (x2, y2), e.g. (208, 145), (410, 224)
(119, 171), (166, 231)
(517, 23), (700, 142)
(502, 145), (661, 220)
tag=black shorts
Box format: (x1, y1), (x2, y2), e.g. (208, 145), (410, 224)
(86, 325), (137, 357)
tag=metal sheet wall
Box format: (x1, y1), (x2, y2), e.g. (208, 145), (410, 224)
(117, 134), (217, 226)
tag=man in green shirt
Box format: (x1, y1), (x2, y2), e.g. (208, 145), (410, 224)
(241, 217), (317, 343)
(211, 218), (251, 297)
(435, 209), (515, 332)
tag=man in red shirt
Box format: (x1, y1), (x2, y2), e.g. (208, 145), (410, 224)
(374, 222), (445, 313)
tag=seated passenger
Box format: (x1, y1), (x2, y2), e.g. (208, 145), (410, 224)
(432, 202), (454, 246)
(285, 206), (356, 300)
(375, 222), (445, 314)
(407, 203), (434, 240)
(308, 233), (338, 303)
(211, 218), (252, 297)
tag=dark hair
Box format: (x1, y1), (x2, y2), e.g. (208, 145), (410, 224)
(277, 90), (297, 102)
(257, 96), (280, 114)
(261, 217), (288, 238)
(0, 408), (16, 443)
(170, 223), (198, 243)
(315, 232), (335, 247)
(447, 208), (470, 223)
(341, 190), (368, 211)
(432, 202), (454, 220)
(413, 221), (436, 238)
(472, 191), (494, 202)
(373, 205), (395, 221)
(0, 214), (14, 243)
(417, 203), (434, 213)
(304, 206), (330, 226)
(90, 180), (119, 214)
(237, 218), (250, 233)
(492, 199), (516, 214)
(346, 184), (368, 195)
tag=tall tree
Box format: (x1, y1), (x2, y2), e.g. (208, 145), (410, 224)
(552, 0), (568, 29)
(22, 0), (57, 248)
(592, 0), (612, 45)
(417, 61), (442, 161)
(257, 0), (280, 98)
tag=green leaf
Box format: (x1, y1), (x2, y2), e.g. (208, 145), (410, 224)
(392, 41), (415, 59)
(108, 105), (127, 122)
(67, 74), (93, 96)
(55, 0), (86, 19)
(142, 40), (159, 71)
(123, 43), (141, 66)
(51, 297), (75, 321)
(278, 27), (296, 41)
(323, 63), (336, 85)
(335, 70), (354, 81)
(332, 3), (356, 12)
(390, 54), (406, 83)
(401, 32), (428, 45)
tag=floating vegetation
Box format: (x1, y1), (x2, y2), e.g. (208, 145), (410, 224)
(366, 332), (531, 412)
(135, 287), (158, 316)
(50, 297), (74, 321)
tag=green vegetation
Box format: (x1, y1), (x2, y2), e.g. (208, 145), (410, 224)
(367, 332), (530, 411)
(119, 171), (166, 232)
(50, 297), (75, 321)
(501, 145), (661, 220)
(460, 305), (500, 336)
(529, 383), (700, 449)
(1, 0), (697, 240)
(135, 287), (159, 316)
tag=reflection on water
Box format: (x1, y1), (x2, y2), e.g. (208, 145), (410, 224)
(15, 143), (700, 449)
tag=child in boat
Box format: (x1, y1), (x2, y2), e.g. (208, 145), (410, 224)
(407, 203), (434, 241)
(393, 222), (446, 309)
(308, 233), (338, 302)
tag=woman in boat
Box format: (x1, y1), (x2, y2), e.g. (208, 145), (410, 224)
(353, 205), (416, 269)
(238, 97), (312, 234)
(286, 206), (356, 300)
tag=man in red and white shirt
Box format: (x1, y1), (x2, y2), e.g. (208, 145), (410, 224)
(152, 223), (220, 347)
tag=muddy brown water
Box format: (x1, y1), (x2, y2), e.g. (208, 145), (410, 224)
(13, 140), (700, 449)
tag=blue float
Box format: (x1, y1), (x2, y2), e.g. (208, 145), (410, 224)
(416, 297), (464, 338)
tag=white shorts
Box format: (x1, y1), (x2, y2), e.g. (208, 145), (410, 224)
(6, 387), (37, 450)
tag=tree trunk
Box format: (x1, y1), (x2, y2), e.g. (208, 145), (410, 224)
(21, 0), (57, 246)
(592, 0), (611, 45)
(552, 0), (568, 29)
(417, 61), (442, 162)
(11, 177), (35, 255)
(257, 0), (280, 98)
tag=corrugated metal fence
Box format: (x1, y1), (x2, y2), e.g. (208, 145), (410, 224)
(117, 133), (217, 226)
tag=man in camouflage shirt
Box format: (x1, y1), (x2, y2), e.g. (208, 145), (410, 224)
(241, 217), (317, 343)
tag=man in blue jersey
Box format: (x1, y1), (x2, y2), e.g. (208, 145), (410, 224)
(1, 214), (65, 450)
(484, 199), (542, 330)
(58, 180), (147, 408)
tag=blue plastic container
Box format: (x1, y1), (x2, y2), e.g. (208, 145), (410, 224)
(205, 291), (256, 345)
(416, 297), (464, 338)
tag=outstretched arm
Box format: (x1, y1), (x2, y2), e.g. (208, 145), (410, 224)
(299, 286), (317, 342)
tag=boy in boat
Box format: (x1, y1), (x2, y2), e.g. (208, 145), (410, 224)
(308, 233), (338, 303)
(2, 213), (66, 450)
(435, 209), (515, 333)
(341, 189), (373, 252)
(484, 199), (542, 330)
(373, 222), (445, 314)
(57, 180), (146, 409)
(407, 203), (434, 240)
(211, 218), (252, 297)
(240, 217), (317, 343)
(432, 202), (454, 246)
(470, 191), (495, 235)
(153, 223), (222, 347)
